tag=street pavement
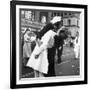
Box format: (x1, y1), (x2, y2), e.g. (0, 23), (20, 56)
(21, 46), (80, 78)
(55, 46), (80, 76)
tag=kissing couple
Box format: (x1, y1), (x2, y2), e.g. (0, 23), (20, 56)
(27, 16), (66, 77)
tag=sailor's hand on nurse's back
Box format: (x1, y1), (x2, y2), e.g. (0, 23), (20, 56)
(59, 26), (65, 31)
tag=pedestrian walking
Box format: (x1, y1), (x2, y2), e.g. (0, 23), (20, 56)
(73, 32), (80, 59)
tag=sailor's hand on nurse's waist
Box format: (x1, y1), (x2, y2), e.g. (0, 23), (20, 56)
(35, 54), (40, 59)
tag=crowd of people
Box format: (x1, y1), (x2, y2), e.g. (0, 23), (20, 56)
(21, 16), (80, 78)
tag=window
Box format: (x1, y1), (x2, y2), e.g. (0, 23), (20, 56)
(69, 13), (72, 16)
(68, 19), (71, 26)
(25, 11), (34, 21)
(64, 13), (67, 15)
(54, 12), (57, 16)
(77, 20), (79, 26)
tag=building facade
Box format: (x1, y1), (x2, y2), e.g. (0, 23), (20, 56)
(20, 9), (80, 37)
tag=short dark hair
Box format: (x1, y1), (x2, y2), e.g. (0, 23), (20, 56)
(37, 23), (54, 39)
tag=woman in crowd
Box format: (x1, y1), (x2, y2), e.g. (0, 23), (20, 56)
(23, 28), (33, 66)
